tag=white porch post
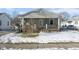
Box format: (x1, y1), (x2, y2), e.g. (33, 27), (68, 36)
(58, 18), (61, 30)
(46, 24), (48, 30)
(21, 17), (24, 27)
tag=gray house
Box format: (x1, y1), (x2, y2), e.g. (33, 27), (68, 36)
(0, 13), (11, 31)
(14, 9), (62, 32)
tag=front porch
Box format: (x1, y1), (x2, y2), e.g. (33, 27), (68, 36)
(18, 18), (59, 32)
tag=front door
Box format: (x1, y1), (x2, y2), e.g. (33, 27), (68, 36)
(39, 19), (43, 26)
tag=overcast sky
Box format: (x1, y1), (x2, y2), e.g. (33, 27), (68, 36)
(0, 8), (79, 17)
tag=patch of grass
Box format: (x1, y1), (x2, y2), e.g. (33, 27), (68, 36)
(0, 32), (10, 36)
(21, 33), (39, 37)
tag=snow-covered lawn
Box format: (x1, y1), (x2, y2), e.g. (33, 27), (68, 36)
(0, 31), (79, 43)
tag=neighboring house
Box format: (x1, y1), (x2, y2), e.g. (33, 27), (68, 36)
(61, 16), (79, 29)
(0, 13), (11, 31)
(67, 16), (79, 29)
(14, 9), (62, 32)
(61, 20), (67, 26)
(61, 19), (72, 27)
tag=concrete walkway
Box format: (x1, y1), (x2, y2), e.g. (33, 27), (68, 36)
(0, 42), (79, 49)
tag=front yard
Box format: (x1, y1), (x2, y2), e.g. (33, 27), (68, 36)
(0, 31), (79, 43)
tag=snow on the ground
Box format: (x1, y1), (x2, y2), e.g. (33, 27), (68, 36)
(0, 31), (79, 43)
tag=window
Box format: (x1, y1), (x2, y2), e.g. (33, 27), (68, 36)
(75, 21), (78, 24)
(24, 18), (27, 21)
(7, 21), (9, 26)
(68, 21), (72, 23)
(0, 20), (1, 26)
(49, 19), (53, 25)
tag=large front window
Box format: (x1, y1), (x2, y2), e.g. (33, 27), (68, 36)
(49, 19), (53, 25)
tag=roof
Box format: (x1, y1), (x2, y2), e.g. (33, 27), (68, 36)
(0, 13), (12, 20)
(0, 13), (5, 15)
(68, 16), (79, 21)
(17, 9), (59, 18)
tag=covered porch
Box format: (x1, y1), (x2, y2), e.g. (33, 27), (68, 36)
(19, 17), (60, 32)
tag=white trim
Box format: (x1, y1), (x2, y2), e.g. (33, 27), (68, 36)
(58, 18), (60, 30)
(21, 17), (24, 27)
